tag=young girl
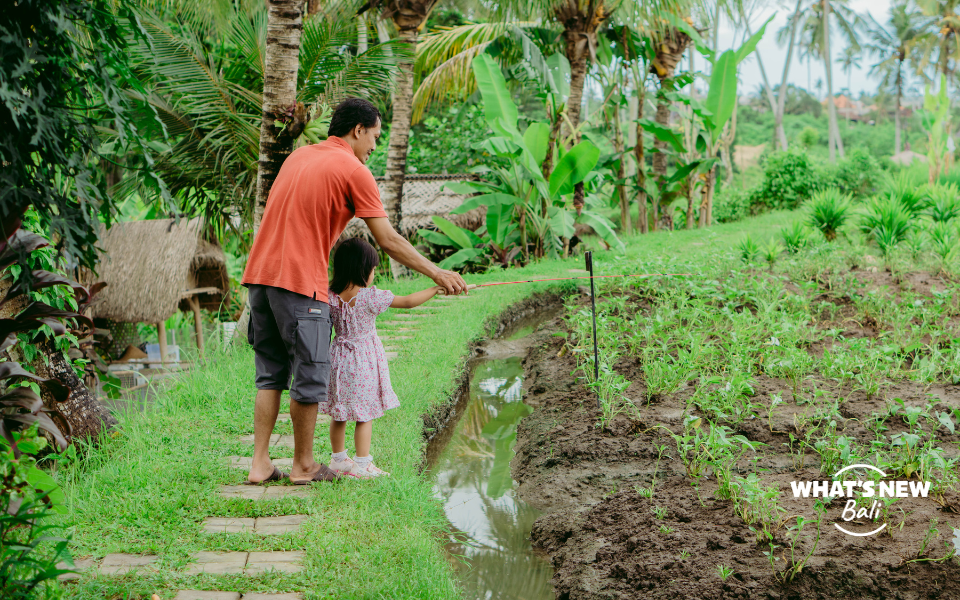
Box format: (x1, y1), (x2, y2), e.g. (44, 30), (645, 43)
(322, 237), (443, 478)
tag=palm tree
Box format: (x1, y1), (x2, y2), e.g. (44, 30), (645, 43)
(864, 5), (930, 154)
(254, 0), (307, 236)
(116, 0), (401, 239)
(358, 0), (441, 248)
(913, 0), (959, 80)
(796, 0), (860, 162)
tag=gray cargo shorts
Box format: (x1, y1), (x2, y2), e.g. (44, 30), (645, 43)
(247, 284), (331, 403)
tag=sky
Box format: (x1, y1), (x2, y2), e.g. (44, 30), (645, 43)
(715, 0), (905, 100)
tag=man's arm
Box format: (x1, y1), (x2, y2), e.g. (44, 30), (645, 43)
(362, 217), (468, 295)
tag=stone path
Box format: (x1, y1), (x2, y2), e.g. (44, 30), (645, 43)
(219, 485), (312, 500)
(202, 515), (307, 535)
(184, 551), (303, 575)
(174, 593), (302, 600)
(59, 287), (469, 594)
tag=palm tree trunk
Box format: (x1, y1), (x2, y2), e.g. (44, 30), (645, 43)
(564, 32), (588, 213)
(776, 1), (803, 151)
(823, 0), (844, 161)
(383, 27), (418, 235)
(895, 61), (902, 155)
(635, 80), (648, 234)
(239, 0), (305, 344)
(252, 0), (306, 236)
(611, 81), (631, 234)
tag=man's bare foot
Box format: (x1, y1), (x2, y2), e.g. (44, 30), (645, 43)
(289, 461), (341, 483)
(248, 456), (285, 484)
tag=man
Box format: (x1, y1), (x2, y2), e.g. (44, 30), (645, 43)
(242, 98), (467, 484)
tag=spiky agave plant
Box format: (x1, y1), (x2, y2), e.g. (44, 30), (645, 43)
(859, 196), (913, 252)
(762, 238), (785, 267)
(780, 222), (811, 254)
(806, 188), (851, 241)
(738, 235), (761, 263)
(927, 182), (960, 223)
(928, 220), (959, 261)
(883, 171), (929, 216)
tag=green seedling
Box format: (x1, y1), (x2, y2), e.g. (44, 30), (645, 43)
(679, 549), (690, 560)
(652, 506), (668, 519)
(716, 564), (734, 582)
(782, 501), (826, 583)
(659, 525), (674, 535)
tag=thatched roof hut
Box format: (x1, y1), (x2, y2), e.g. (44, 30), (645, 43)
(86, 218), (229, 325)
(340, 174), (484, 242)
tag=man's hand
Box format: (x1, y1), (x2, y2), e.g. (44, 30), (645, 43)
(432, 269), (468, 295)
(363, 216), (469, 294)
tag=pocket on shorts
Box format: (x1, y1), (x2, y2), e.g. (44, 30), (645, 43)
(295, 312), (331, 363)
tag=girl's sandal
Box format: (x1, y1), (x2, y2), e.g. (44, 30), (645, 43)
(354, 462), (390, 478)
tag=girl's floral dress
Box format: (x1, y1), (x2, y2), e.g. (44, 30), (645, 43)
(319, 286), (400, 422)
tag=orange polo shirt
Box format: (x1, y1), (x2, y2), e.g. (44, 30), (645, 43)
(242, 137), (387, 302)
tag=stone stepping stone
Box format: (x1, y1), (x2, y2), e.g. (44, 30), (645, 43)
(174, 593), (241, 600)
(99, 553), (159, 575)
(389, 313), (424, 319)
(227, 456), (293, 470)
(183, 552), (248, 575)
(385, 352), (397, 361)
(379, 335), (412, 342)
(183, 551), (304, 576)
(219, 485), (312, 500)
(246, 551), (304, 575)
(202, 515), (308, 535)
(56, 558), (95, 581)
(254, 515), (308, 535)
(568, 269), (588, 273)
(174, 593), (302, 600)
(203, 517), (256, 534)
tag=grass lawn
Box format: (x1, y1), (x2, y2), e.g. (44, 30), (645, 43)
(55, 211), (798, 599)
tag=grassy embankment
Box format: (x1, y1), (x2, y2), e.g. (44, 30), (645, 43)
(55, 211), (797, 600)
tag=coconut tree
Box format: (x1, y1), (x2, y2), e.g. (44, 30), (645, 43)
(913, 0), (960, 80)
(864, 5), (930, 154)
(253, 0), (306, 237)
(796, 0), (861, 162)
(116, 0), (402, 239)
(358, 0), (440, 236)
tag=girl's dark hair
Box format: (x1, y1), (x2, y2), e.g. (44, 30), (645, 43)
(327, 98), (381, 138)
(330, 237), (380, 294)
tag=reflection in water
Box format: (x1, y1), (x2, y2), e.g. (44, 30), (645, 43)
(432, 358), (554, 600)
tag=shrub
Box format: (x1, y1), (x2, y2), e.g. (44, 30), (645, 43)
(798, 127), (820, 149)
(859, 196), (913, 253)
(832, 148), (883, 198)
(806, 188), (851, 241)
(750, 150), (820, 212)
(713, 187), (752, 223)
(927, 183), (960, 222)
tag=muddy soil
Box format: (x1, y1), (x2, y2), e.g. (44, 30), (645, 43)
(512, 272), (960, 600)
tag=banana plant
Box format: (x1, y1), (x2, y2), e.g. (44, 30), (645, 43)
(417, 53), (623, 268)
(922, 74), (951, 184)
(690, 16), (773, 227)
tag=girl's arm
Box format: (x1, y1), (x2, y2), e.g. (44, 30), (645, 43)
(390, 286), (443, 309)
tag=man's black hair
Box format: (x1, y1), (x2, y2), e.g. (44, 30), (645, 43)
(327, 98), (381, 138)
(330, 237), (380, 294)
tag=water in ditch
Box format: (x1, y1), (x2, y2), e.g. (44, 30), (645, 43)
(429, 354), (555, 600)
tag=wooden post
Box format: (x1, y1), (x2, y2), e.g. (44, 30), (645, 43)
(188, 295), (204, 353)
(157, 321), (168, 366)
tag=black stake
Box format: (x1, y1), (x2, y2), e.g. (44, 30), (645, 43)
(585, 251), (600, 410)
